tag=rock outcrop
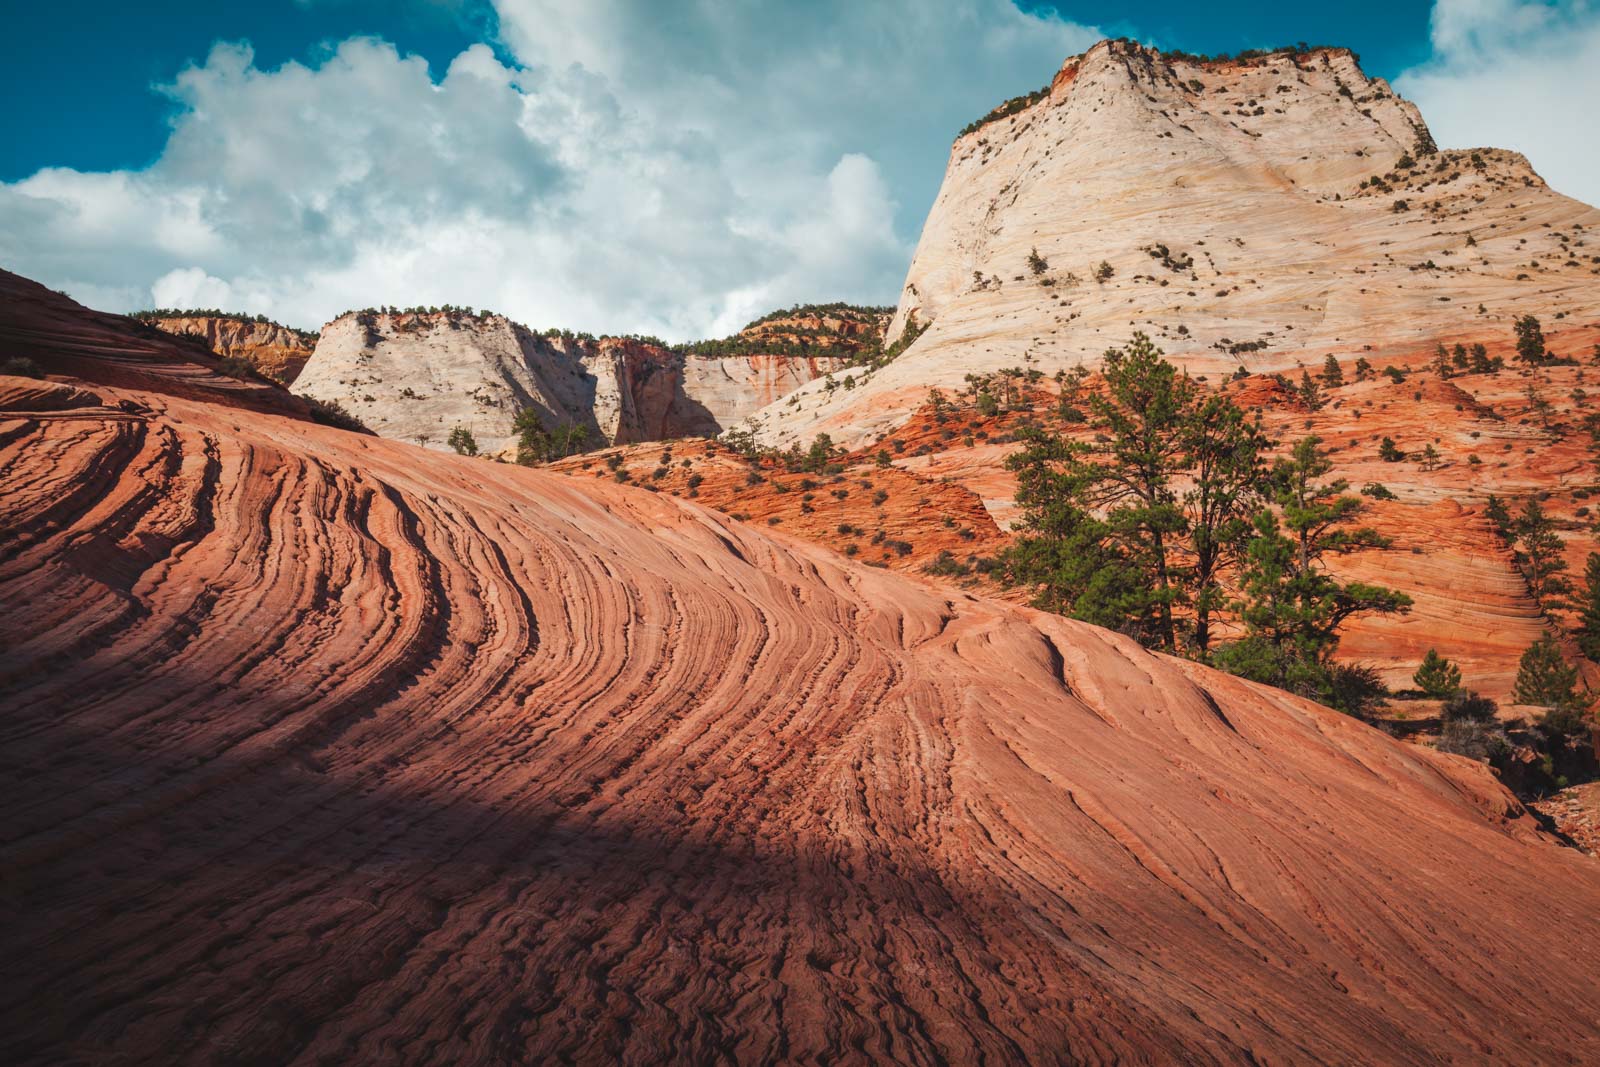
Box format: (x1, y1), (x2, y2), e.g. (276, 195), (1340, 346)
(745, 39), (1600, 451)
(0, 270), (318, 423)
(293, 309), (854, 453)
(139, 314), (316, 384)
(6, 332), (1600, 1063)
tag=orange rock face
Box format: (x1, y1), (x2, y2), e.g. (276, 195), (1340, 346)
(4, 297), (1600, 1064)
(143, 314), (316, 384)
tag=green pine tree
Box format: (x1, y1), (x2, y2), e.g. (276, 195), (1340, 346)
(1298, 370), (1323, 410)
(1321, 354), (1344, 387)
(1513, 634), (1582, 709)
(998, 334), (1191, 649)
(514, 408), (553, 465)
(1576, 553), (1600, 661)
(1513, 499), (1572, 612)
(1413, 648), (1462, 698)
(1216, 437), (1412, 711)
(1514, 314), (1549, 365)
(1182, 391), (1267, 656)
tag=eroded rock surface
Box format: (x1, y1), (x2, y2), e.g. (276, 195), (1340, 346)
(3, 341), (1600, 1065)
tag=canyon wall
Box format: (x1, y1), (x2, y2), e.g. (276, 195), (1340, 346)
(293, 310), (854, 453)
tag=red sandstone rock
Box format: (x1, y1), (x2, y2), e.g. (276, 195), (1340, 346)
(3, 313), (1600, 1064)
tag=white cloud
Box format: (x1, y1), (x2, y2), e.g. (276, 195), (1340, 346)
(0, 2), (1099, 339)
(152, 267), (237, 309)
(1396, 0), (1600, 208)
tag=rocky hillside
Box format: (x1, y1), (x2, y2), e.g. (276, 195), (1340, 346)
(136, 312), (316, 384)
(292, 307), (865, 454)
(744, 39), (1600, 451)
(0, 270), (324, 424)
(5, 308), (1600, 1063)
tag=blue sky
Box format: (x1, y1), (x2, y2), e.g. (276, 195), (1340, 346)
(2, 1), (1596, 337)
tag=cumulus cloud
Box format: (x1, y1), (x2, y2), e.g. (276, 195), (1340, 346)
(0, 1), (1099, 338)
(1396, 0), (1600, 207)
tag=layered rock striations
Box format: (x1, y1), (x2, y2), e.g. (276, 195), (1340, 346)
(4, 285), (1600, 1064)
(745, 39), (1600, 451)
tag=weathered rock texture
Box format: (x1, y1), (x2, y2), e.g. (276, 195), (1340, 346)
(142, 314), (316, 384)
(746, 40), (1600, 451)
(293, 310), (851, 453)
(4, 291), (1600, 1065)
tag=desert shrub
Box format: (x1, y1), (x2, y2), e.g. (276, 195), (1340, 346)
(1, 356), (44, 378)
(1441, 691), (1497, 723)
(301, 395), (373, 434)
(1437, 719), (1511, 763)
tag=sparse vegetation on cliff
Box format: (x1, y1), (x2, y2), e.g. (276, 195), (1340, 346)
(957, 84), (1050, 139)
(134, 308), (318, 345)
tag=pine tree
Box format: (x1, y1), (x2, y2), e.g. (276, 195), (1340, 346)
(1182, 391), (1267, 656)
(1576, 552), (1600, 661)
(1321, 354), (1344, 387)
(1217, 437), (1412, 708)
(447, 426), (479, 456)
(1513, 634), (1581, 708)
(1514, 314), (1549, 365)
(1000, 335), (1191, 649)
(514, 409), (552, 465)
(1432, 342), (1452, 379)
(999, 334), (1267, 655)
(1413, 648), (1462, 697)
(1484, 494), (1513, 540)
(1298, 370), (1323, 410)
(1513, 499), (1572, 612)
(1379, 437), (1405, 462)
(1354, 357), (1374, 380)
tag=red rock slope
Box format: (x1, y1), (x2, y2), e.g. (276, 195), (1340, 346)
(4, 360), (1600, 1064)
(0, 269), (315, 421)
